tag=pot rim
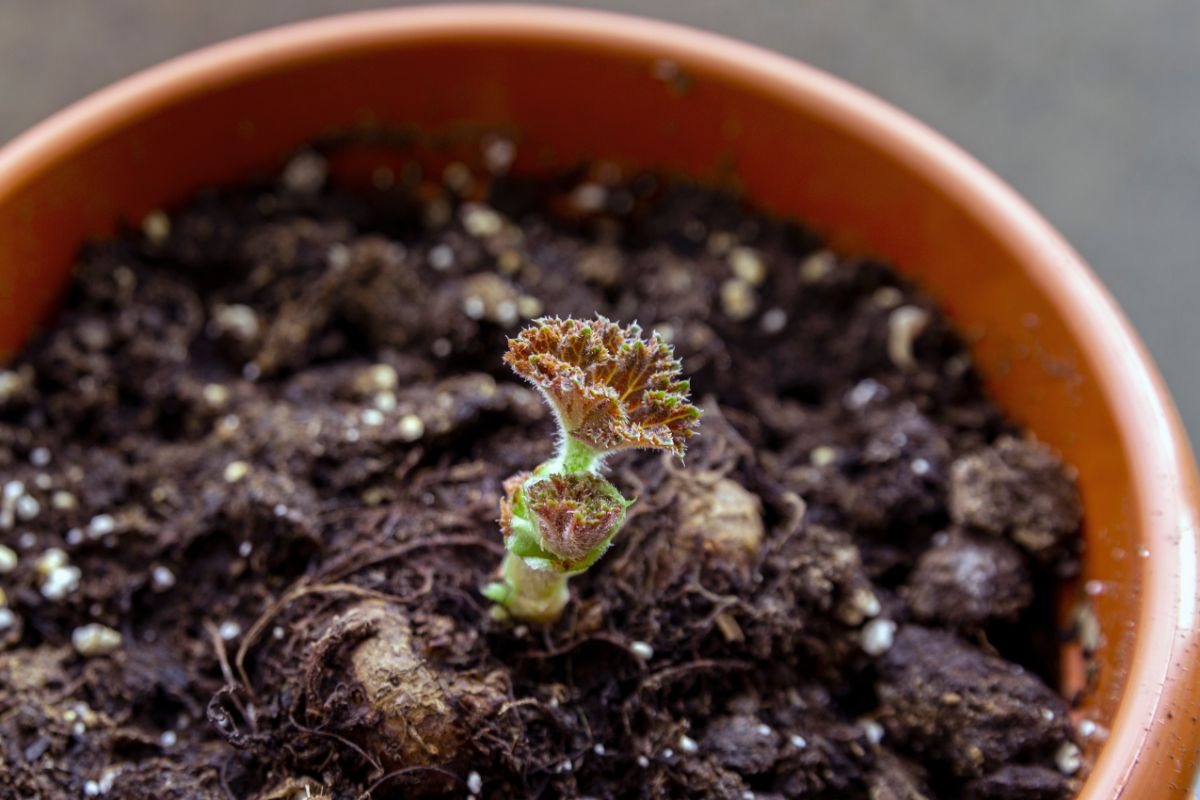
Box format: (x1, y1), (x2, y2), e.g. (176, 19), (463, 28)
(0, 6), (1196, 796)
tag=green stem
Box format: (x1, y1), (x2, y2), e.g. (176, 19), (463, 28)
(554, 435), (602, 474)
(483, 552), (570, 624)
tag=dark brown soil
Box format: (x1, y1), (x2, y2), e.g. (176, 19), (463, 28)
(0, 145), (1086, 799)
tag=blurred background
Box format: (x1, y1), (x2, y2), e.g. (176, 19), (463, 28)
(2, 0), (1197, 441)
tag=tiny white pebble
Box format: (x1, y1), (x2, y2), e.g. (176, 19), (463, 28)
(397, 415), (425, 442)
(887, 305), (930, 371)
(742, 792), (756, 800)
(760, 308), (787, 334)
(861, 618), (897, 656)
(1040, 708), (1055, 722)
(637, 755), (649, 768)
(52, 491), (77, 511)
(461, 203), (504, 237)
(84, 780), (101, 797)
(281, 151), (328, 194)
(72, 623), (123, 657)
(661, 748), (674, 760)
(202, 383), (230, 407)
(861, 719), (885, 744)
(30, 447), (51, 467)
(910, 457), (931, 476)
(462, 295), (486, 320)
(517, 295), (543, 319)
(593, 743), (606, 755)
(570, 182), (607, 213)
(810, 446), (837, 467)
(36, 547), (69, 575)
(1078, 719), (1096, 737)
(483, 137), (516, 173)
(630, 641), (655, 660)
(678, 734), (699, 754)
(219, 621), (242, 641)
(34, 473), (51, 490)
(152, 565), (176, 591)
(272, 625), (285, 640)
(789, 734), (808, 749)
(273, 504), (288, 518)
(88, 514), (116, 538)
(159, 730), (177, 748)
(361, 409), (384, 427)
(800, 250), (835, 282)
(560, 759), (574, 773)
(237, 541), (253, 558)
(373, 392), (397, 412)
(852, 588), (882, 618)
(213, 304), (260, 342)
(17, 532), (36, 549)
(1055, 741), (1082, 775)
(327, 242), (352, 272)
(1137, 547), (1151, 558)
(428, 244), (455, 271)
(846, 378), (886, 410)
(141, 210), (171, 243)
(0, 544), (16, 573)
(65, 528), (84, 546)
(0, 608), (17, 631)
(467, 771), (483, 794)
(720, 278), (757, 321)
(756, 724), (773, 737)
(873, 286), (904, 309)
(15, 494), (40, 521)
(728, 247), (767, 285)
(223, 461), (250, 483)
(42, 565), (82, 600)
(495, 300), (519, 327)
(3, 480), (24, 501)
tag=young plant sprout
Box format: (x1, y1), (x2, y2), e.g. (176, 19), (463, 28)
(483, 316), (701, 622)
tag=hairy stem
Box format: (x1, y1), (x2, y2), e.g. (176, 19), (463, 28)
(483, 552), (570, 624)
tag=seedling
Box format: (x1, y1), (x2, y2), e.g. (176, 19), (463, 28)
(483, 316), (700, 622)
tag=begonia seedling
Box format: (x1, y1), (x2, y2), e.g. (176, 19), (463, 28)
(483, 316), (700, 622)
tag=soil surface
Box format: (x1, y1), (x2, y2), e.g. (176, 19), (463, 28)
(0, 145), (1085, 799)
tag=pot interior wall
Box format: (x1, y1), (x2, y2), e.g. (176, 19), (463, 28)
(0, 23), (1171, 790)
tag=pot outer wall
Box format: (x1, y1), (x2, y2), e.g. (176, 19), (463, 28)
(0, 7), (1196, 798)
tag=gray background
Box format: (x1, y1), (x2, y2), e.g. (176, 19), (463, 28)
(2, 1), (1197, 442)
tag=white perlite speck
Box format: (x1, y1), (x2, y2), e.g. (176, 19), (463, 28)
(88, 514), (116, 538)
(461, 203), (504, 238)
(30, 447), (51, 467)
(861, 618), (897, 656)
(467, 771), (483, 794)
(637, 755), (649, 768)
(219, 621), (242, 641)
(72, 623), (123, 657)
(223, 461), (249, 483)
(42, 565), (82, 600)
(861, 719), (885, 744)
(160, 730), (177, 748)
(630, 641), (655, 660)
(887, 305), (930, 371)
(0, 544), (16, 573)
(397, 415), (425, 442)
(0, 608), (17, 631)
(1055, 741), (1082, 775)
(428, 244), (454, 271)
(789, 734), (808, 749)
(678, 734), (699, 754)
(361, 409), (384, 427)
(152, 565), (176, 591)
(14, 494), (39, 521)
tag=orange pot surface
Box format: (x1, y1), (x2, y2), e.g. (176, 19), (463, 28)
(0, 7), (1196, 798)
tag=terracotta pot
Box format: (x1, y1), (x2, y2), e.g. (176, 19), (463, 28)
(0, 6), (1196, 797)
